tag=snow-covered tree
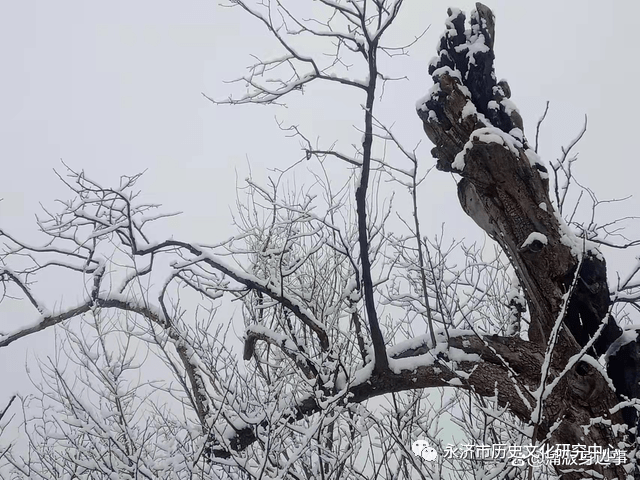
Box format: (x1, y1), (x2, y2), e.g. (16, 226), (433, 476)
(1, 2), (639, 479)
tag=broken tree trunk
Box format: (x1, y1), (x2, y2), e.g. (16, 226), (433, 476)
(417, 3), (638, 479)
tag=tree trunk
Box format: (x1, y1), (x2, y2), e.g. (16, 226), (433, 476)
(417, 3), (639, 478)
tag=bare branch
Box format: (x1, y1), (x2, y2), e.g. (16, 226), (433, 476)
(0, 395), (16, 425)
(534, 100), (549, 153)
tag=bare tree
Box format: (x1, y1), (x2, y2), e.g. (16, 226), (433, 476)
(1, 1), (640, 479)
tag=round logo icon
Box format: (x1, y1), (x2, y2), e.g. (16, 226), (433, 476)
(411, 439), (437, 461)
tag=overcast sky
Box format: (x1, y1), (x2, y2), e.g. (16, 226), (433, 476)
(2, 0), (640, 418)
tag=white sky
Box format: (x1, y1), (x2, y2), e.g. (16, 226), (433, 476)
(2, 0), (640, 419)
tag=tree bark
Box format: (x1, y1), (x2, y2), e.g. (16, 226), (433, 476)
(216, 333), (627, 478)
(417, 3), (637, 478)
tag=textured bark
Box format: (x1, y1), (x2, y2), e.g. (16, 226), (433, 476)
(416, 4), (637, 478)
(216, 333), (627, 477)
